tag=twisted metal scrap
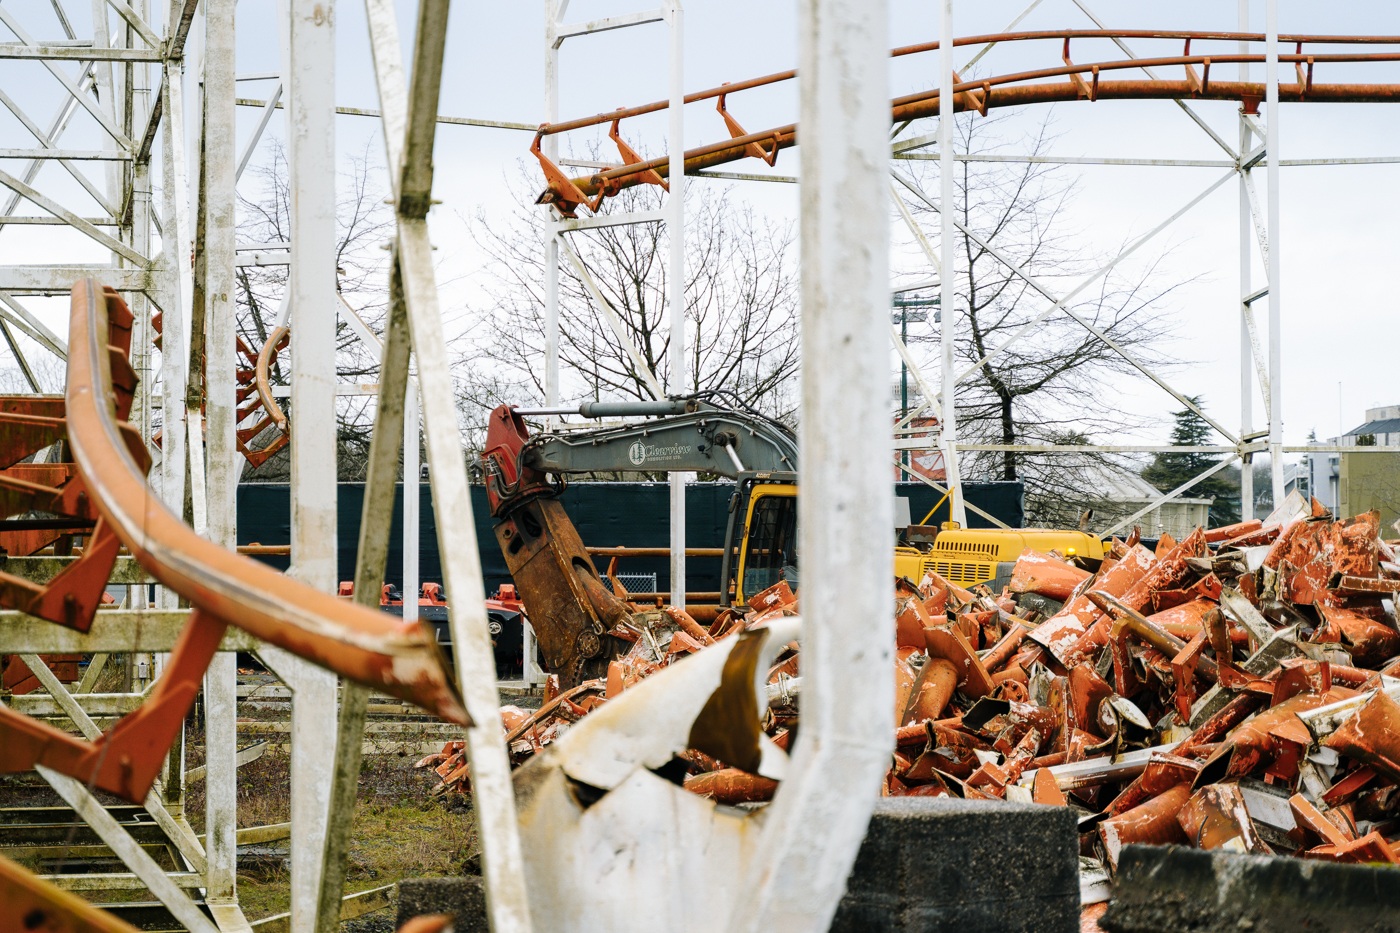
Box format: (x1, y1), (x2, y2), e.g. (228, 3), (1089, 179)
(63, 281), (468, 722)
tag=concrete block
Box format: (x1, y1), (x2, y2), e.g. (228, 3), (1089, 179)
(832, 796), (1079, 933)
(1102, 844), (1400, 933)
(397, 876), (489, 933)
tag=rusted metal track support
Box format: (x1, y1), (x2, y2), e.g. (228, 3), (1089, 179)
(0, 279), (468, 929)
(532, 30), (1400, 215)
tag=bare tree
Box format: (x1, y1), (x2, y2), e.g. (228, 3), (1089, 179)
(897, 114), (1186, 525)
(233, 141), (395, 479)
(455, 171), (800, 456)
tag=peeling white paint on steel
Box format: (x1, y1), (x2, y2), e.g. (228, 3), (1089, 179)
(404, 387), (420, 624)
(1237, 0), (1255, 522)
(515, 619), (798, 931)
(728, 1), (894, 930)
(200, 0), (241, 907)
(362, 0), (533, 928)
(286, 0), (341, 927)
(667, 0), (687, 610)
(1264, 0), (1285, 507)
(157, 44), (189, 592)
(937, 0), (967, 528)
(544, 0), (562, 414)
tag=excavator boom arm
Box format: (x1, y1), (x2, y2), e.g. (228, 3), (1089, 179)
(523, 410), (797, 480)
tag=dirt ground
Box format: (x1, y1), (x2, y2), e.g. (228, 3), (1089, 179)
(0, 719), (475, 928)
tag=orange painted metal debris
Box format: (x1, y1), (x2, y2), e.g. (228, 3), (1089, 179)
(411, 482), (1400, 897)
(1009, 548), (1090, 601)
(684, 768), (780, 804)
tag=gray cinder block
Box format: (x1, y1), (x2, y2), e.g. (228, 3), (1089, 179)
(1102, 844), (1400, 933)
(832, 797), (1079, 933)
(395, 796), (1079, 933)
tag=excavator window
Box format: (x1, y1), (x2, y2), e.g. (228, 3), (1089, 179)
(742, 492), (799, 599)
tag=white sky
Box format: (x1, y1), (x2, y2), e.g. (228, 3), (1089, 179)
(3, 0), (1399, 449)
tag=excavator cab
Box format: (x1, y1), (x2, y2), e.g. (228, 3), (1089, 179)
(722, 474), (1106, 607)
(733, 482), (800, 604)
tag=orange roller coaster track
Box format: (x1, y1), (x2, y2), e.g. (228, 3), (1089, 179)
(532, 30), (1400, 216)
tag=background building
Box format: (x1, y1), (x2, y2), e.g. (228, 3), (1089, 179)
(1307, 405), (1400, 528)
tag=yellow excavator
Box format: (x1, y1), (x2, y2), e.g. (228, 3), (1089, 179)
(481, 397), (1102, 684)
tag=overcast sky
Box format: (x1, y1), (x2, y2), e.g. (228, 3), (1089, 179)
(3, 0), (1399, 448)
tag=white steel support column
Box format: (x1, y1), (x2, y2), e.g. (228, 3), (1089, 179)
(937, 1), (966, 527)
(404, 386), (420, 619)
(545, 236), (560, 408)
(89, 0), (119, 233)
(287, 0), (339, 926)
(731, 0), (892, 927)
(666, 0), (686, 607)
(1238, 0), (1254, 520)
(158, 59), (190, 532)
(363, 0), (532, 927)
(1265, 1), (1285, 504)
(129, 11), (154, 448)
(201, 0), (238, 906)
(544, 0), (563, 411)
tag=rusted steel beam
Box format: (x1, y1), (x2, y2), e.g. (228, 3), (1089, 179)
(538, 30), (1400, 136)
(1099, 782), (1192, 868)
(63, 281), (467, 723)
(1178, 783), (1268, 853)
(1087, 590), (1220, 683)
(1323, 689), (1400, 781)
(0, 610), (227, 801)
(585, 546), (727, 558)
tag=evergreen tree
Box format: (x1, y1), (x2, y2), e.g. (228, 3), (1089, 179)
(1142, 397), (1240, 527)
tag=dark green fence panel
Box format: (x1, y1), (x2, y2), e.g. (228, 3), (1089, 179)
(236, 481), (1024, 596)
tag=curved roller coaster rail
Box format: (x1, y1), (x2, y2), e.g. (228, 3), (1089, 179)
(533, 30), (1400, 216)
(0, 280), (466, 814)
(150, 311), (291, 468)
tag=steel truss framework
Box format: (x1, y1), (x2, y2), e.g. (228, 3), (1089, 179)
(542, 0), (691, 614)
(532, 2), (1400, 536)
(0, 0), (893, 925)
(0, 0), (524, 929)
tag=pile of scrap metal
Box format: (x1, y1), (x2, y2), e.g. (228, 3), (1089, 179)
(422, 492), (1400, 887)
(418, 583), (801, 804)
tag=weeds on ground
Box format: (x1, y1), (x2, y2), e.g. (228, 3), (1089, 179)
(185, 729), (475, 923)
